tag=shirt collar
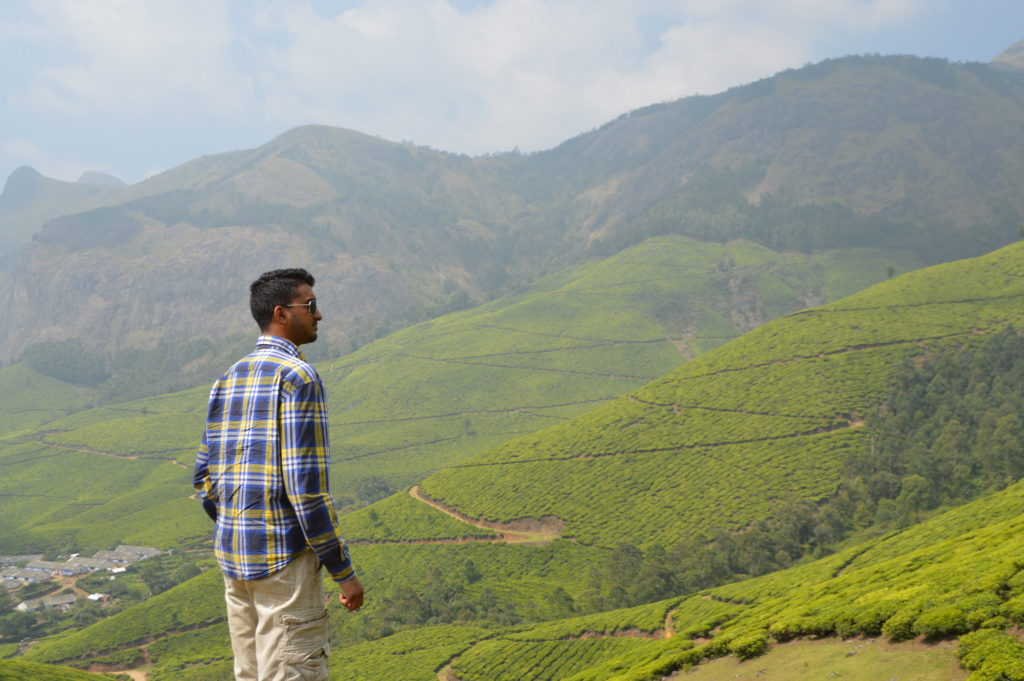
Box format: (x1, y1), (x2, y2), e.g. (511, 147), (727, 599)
(256, 335), (303, 359)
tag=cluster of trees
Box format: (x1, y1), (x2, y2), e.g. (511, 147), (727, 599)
(338, 561), (522, 643)
(22, 338), (110, 387)
(578, 328), (1024, 612)
(33, 206), (142, 250)
(20, 334), (255, 402)
(593, 162), (911, 258)
(845, 326), (1024, 522)
(0, 582), (72, 642)
(576, 503), (839, 614)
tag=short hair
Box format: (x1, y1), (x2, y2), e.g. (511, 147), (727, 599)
(249, 268), (315, 330)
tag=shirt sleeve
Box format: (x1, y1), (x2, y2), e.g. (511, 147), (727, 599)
(193, 429), (218, 521)
(279, 374), (355, 583)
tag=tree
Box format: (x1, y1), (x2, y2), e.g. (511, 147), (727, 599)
(0, 611), (37, 641)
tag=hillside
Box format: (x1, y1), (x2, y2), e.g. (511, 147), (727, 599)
(427, 472), (1024, 681)
(993, 39), (1024, 70)
(1, 55), (1022, 369)
(0, 236), (916, 554)
(0, 658), (126, 681)
(14, 240), (1024, 681)
(0, 166), (121, 260)
(420, 240), (1024, 549)
(546, 56), (1024, 259)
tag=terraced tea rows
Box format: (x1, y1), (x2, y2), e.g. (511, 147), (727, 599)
(0, 236), (911, 553)
(428, 476), (1024, 681)
(420, 242), (1024, 548)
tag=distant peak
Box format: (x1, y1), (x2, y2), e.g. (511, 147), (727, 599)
(991, 39), (1024, 70)
(5, 166), (43, 184)
(77, 170), (126, 187)
(0, 166), (45, 208)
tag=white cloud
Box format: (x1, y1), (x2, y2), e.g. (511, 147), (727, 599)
(5, 0), (934, 179)
(22, 0), (251, 118)
(238, 0), (929, 153)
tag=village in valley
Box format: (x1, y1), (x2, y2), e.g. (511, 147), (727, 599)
(0, 545), (166, 614)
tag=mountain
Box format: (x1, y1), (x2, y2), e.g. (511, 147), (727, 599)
(419, 240), (1024, 548)
(992, 39), (1024, 70)
(565, 55), (1024, 250)
(2, 54), (1023, 368)
(16, 239), (1024, 681)
(0, 167), (121, 260)
(0, 235), (919, 553)
(76, 171), (126, 187)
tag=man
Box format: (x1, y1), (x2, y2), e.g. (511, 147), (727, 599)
(194, 268), (364, 681)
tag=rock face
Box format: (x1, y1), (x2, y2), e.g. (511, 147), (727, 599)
(3, 54), (1024, 365)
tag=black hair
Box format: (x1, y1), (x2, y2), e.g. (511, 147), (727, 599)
(249, 268), (315, 330)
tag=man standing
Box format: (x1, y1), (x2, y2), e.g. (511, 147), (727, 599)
(194, 268), (364, 681)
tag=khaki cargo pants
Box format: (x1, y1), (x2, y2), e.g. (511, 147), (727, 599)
(223, 549), (330, 681)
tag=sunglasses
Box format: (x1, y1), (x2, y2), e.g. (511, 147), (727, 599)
(284, 299), (318, 316)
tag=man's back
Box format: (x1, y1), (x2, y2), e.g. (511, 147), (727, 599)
(194, 268), (362, 681)
(195, 335), (353, 583)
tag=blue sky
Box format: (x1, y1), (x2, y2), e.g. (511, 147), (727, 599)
(2, 0), (1022, 186)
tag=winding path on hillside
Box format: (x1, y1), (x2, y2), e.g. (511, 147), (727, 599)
(407, 485), (562, 544)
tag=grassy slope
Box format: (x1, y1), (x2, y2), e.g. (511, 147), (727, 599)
(36, 409), (1015, 676)
(16, 243), (1024, 680)
(435, 475), (1024, 681)
(664, 639), (965, 681)
(0, 236), (916, 553)
(420, 240), (1024, 548)
(19, 540), (608, 677)
(316, 237), (919, 496)
(0, 363), (94, 437)
(0, 658), (125, 681)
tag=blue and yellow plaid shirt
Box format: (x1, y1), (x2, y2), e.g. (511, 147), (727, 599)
(193, 335), (355, 584)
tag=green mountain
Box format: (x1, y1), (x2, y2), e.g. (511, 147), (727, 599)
(0, 166), (121, 260)
(14, 237), (1024, 681)
(0, 235), (917, 553)
(2, 54), (1022, 373)
(419, 241), (1024, 548)
(432, 472), (1024, 681)
(7, 46), (1024, 681)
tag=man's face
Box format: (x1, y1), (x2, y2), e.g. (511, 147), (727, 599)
(283, 283), (322, 346)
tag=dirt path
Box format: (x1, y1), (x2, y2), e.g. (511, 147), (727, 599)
(408, 486), (561, 543)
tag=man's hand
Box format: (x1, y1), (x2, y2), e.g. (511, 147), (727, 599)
(338, 576), (364, 611)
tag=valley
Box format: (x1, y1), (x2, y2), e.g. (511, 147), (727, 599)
(3, 50), (1024, 681)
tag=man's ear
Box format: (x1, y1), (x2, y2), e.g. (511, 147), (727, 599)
(272, 305), (289, 326)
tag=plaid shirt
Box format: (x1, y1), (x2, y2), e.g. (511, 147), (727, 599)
(193, 335), (355, 583)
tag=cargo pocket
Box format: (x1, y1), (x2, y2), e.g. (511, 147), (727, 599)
(280, 608), (330, 681)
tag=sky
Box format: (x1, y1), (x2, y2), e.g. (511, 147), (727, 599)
(2, 0), (1022, 186)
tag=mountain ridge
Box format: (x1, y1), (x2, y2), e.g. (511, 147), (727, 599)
(1, 54), (1023, 366)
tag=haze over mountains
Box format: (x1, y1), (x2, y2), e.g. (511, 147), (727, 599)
(2, 52), (1024, 372)
(3, 43), (1024, 681)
